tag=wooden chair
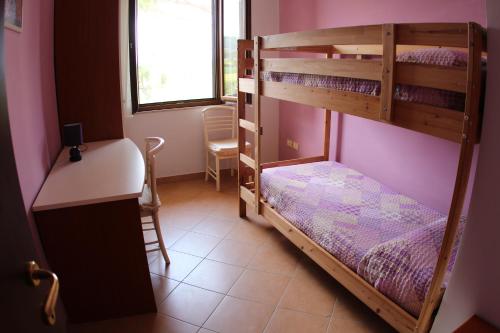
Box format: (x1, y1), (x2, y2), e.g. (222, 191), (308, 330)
(202, 105), (250, 191)
(139, 137), (170, 265)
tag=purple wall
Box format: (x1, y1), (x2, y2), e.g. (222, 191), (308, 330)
(278, 0), (486, 214)
(5, 0), (60, 215)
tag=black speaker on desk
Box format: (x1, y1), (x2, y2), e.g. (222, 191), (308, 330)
(63, 123), (83, 162)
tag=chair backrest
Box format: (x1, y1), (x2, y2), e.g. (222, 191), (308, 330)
(201, 105), (236, 146)
(145, 137), (164, 207)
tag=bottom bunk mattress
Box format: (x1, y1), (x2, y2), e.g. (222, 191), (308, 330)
(261, 161), (464, 317)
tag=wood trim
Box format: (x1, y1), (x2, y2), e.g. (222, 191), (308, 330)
(239, 118), (256, 132)
(157, 172), (204, 184)
(138, 99), (223, 112)
(416, 22), (484, 333)
(253, 36), (262, 214)
(239, 152), (256, 169)
(393, 101), (464, 142)
(261, 25), (383, 49)
(261, 202), (418, 333)
(261, 58), (382, 81)
(261, 156), (325, 169)
(396, 63), (467, 93)
(240, 185), (255, 207)
(397, 23), (468, 48)
(261, 81), (380, 121)
(380, 24), (396, 122)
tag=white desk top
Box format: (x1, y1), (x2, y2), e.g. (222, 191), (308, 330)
(33, 139), (145, 212)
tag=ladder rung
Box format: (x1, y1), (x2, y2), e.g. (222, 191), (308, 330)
(239, 119), (256, 132)
(240, 186), (256, 207)
(142, 221), (154, 224)
(142, 227), (155, 232)
(145, 240), (159, 246)
(146, 247), (161, 253)
(239, 153), (256, 170)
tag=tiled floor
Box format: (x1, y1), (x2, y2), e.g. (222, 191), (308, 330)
(70, 177), (396, 333)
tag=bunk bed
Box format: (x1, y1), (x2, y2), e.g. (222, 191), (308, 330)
(236, 23), (486, 333)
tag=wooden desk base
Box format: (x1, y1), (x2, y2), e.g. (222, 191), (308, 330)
(35, 198), (156, 323)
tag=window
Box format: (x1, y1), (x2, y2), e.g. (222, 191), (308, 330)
(129, 0), (250, 112)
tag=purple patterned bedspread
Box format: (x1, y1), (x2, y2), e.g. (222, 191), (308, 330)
(261, 161), (464, 316)
(262, 48), (468, 111)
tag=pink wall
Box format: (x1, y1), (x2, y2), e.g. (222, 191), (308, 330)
(278, 0), (486, 214)
(5, 0), (60, 214)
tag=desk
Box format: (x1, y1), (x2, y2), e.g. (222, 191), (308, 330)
(33, 139), (156, 323)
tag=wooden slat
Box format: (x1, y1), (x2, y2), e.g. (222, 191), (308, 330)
(416, 22), (484, 333)
(261, 202), (418, 333)
(324, 109), (331, 160)
(380, 24), (396, 122)
(253, 36), (262, 214)
(268, 45), (334, 53)
(332, 44), (469, 56)
(239, 118), (256, 132)
(261, 58), (382, 81)
(324, 51), (333, 161)
(240, 186), (255, 207)
(393, 101), (463, 142)
(396, 63), (467, 93)
(261, 156), (325, 169)
(262, 81), (380, 121)
(239, 153), (255, 169)
(262, 25), (383, 49)
(239, 78), (253, 94)
(397, 23), (468, 48)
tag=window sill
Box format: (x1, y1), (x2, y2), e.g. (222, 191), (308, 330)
(132, 100), (237, 115)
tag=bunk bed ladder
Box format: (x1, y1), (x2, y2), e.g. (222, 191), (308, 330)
(237, 38), (259, 216)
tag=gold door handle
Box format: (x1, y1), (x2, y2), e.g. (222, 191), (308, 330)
(26, 261), (59, 325)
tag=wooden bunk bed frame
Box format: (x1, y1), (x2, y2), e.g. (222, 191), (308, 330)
(236, 23), (486, 333)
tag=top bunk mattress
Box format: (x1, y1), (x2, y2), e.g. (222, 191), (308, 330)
(261, 161), (464, 316)
(262, 48), (470, 111)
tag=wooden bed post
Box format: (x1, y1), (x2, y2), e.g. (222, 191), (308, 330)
(253, 36), (262, 214)
(237, 39), (250, 218)
(323, 51), (333, 161)
(380, 24), (396, 122)
(416, 22), (484, 333)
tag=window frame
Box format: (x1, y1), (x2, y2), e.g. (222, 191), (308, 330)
(129, 0), (251, 113)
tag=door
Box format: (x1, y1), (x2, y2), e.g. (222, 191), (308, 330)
(0, 1), (66, 332)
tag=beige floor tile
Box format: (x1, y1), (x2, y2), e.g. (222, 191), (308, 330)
(204, 296), (274, 333)
(150, 274), (179, 306)
(197, 329), (216, 333)
(328, 292), (396, 333)
(143, 223), (188, 249)
(147, 251), (161, 265)
(206, 239), (259, 267)
(159, 206), (208, 231)
(265, 309), (330, 333)
(228, 269), (290, 306)
(192, 215), (237, 238)
(248, 236), (301, 275)
(184, 259), (243, 293)
(225, 218), (274, 246)
(151, 274), (179, 305)
(279, 261), (338, 316)
(69, 313), (199, 333)
(159, 283), (224, 326)
(170, 232), (221, 257)
(149, 250), (202, 281)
